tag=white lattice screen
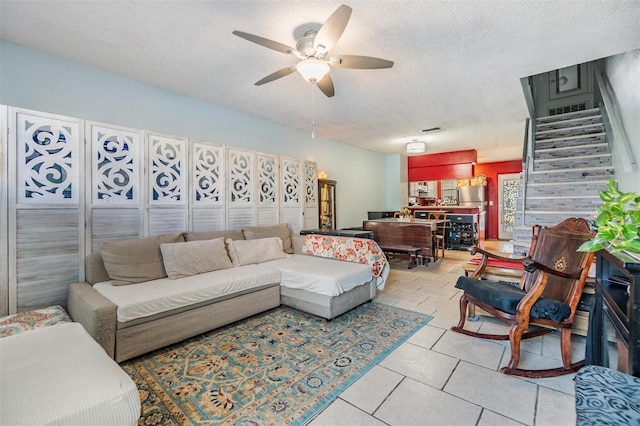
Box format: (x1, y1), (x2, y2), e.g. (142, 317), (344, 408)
(0, 105), (318, 314)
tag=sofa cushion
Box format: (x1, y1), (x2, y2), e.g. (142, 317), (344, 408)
(243, 224), (293, 254)
(226, 237), (287, 266)
(100, 233), (185, 286)
(160, 238), (232, 280)
(183, 229), (245, 242)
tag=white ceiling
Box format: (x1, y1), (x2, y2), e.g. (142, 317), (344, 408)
(1, 1), (639, 163)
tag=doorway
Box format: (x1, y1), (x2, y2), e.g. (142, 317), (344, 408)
(498, 173), (521, 240)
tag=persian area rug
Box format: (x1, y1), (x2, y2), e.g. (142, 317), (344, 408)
(121, 302), (432, 426)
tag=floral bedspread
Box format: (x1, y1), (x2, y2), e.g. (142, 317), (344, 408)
(302, 234), (389, 290)
(0, 305), (72, 338)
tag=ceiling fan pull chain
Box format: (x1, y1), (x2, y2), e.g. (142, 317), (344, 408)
(311, 82), (316, 139)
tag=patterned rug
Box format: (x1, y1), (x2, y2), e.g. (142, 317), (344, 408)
(121, 302), (432, 425)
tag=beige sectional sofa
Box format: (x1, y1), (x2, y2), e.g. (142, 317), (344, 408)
(68, 225), (381, 362)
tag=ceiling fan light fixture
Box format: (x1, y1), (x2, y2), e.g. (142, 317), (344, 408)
(296, 58), (330, 83)
(406, 141), (426, 154)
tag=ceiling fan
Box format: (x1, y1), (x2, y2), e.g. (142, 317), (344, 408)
(232, 4), (394, 97)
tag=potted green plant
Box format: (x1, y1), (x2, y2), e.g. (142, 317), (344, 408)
(578, 179), (640, 259)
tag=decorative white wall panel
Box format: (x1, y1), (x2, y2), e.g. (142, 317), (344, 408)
(89, 123), (142, 204)
(148, 133), (187, 205)
(8, 107), (84, 313)
(16, 110), (81, 204)
(281, 157), (301, 206)
(227, 148), (255, 229)
(228, 148), (254, 205)
(304, 161), (319, 230)
(1, 104), (318, 312)
(191, 142), (225, 231)
(257, 153), (279, 226)
(192, 143), (224, 205)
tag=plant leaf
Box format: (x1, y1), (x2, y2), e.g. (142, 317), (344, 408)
(577, 240), (602, 252)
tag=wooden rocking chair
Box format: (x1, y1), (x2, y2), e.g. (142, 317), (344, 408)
(451, 217), (595, 378)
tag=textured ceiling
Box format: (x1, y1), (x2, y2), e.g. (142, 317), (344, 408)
(1, 1), (639, 163)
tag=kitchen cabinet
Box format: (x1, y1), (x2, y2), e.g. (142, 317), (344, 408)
(318, 179), (336, 230)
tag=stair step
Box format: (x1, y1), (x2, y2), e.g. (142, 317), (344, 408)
(528, 166), (613, 176)
(527, 181), (608, 197)
(536, 142), (608, 154)
(535, 133), (606, 148)
(533, 156), (612, 171)
(535, 153), (611, 163)
(525, 198), (602, 211)
(536, 123), (604, 140)
(536, 115), (603, 130)
(536, 108), (601, 124)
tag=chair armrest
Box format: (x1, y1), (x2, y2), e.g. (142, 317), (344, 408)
(67, 282), (117, 359)
(467, 247), (527, 279)
(522, 259), (582, 280)
(470, 246), (527, 263)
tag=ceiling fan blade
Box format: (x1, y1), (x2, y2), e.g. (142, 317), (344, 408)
(313, 4), (352, 53)
(232, 30), (297, 55)
(255, 66), (297, 86)
(316, 74), (335, 98)
(331, 55), (394, 69)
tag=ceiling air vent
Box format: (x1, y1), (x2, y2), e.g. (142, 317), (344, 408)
(549, 103), (586, 116)
(421, 127), (444, 134)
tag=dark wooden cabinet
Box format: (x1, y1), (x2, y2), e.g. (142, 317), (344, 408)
(590, 249), (640, 376)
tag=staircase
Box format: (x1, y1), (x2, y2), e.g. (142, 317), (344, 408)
(512, 108), (614, 255)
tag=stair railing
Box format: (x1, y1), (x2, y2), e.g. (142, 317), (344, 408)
(594, 60), (637, 172)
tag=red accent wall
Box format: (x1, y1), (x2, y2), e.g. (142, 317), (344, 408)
(407, 150), (522, 240)
(475, 160), (523, 240)
(407, 150), (477, 181)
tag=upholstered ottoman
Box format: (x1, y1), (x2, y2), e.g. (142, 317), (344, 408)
(0, 308), (140, 425)
(575, 365), (640, 425)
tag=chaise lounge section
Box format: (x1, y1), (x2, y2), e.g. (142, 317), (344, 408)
(68, 225), (388, 362)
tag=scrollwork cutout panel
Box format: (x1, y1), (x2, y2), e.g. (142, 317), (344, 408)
(304, 161), (318, 206)
(281, 157), (301, 207)
(257, 153), (278, 206)
(89, 123), (142, 205)
(147, 133), (186, 205)
(227, 148), (254, 206)
(16, 110), (81, 204)
(192, 142), (224, 205)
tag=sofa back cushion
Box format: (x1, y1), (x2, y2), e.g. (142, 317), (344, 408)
(160, 238), (233, 280)
(183, 229), (244, 242)
(100, 233), (185, 286)
(243, 224), (293, 254)
(226, 237), (287, 266)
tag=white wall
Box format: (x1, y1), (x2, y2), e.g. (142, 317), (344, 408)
(384, 154), (408, 211)
(604, 49), (640, 193)
(0, 40), (389, 227)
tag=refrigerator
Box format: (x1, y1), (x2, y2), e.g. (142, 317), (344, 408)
(457, 185), (487, 209)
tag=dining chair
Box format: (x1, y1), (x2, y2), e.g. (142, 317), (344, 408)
(427, 212), (446, 259)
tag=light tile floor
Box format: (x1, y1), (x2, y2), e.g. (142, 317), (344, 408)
(309, 242), (613, 426)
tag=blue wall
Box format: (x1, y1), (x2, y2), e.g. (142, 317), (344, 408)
(0, 41), (390, 228)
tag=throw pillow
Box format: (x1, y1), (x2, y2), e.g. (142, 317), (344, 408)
(226, 237), (287, 266)
(160, 238), (232, 280)
(99, 233), (184, 286)
(243, 224), (293, 254)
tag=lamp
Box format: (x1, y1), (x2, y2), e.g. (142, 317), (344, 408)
(296, 58), (330, 83)
(406, 141), (426, 154)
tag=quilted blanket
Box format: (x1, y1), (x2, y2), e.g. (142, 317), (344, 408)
(302, 234), (389, 290)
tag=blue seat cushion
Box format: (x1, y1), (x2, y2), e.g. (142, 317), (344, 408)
(455, 277), (571, 322)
